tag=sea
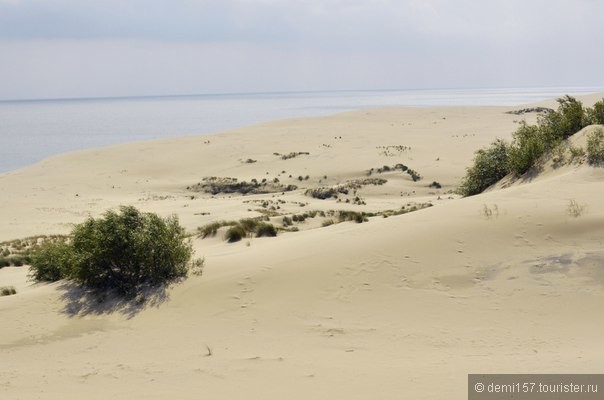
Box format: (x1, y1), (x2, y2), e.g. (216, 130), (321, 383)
(1, 86), (603, 173)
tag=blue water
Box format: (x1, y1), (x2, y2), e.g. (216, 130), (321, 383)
(1, 87), (603, 173)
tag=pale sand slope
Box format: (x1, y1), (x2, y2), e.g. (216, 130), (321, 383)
(1, 94), (604, 399)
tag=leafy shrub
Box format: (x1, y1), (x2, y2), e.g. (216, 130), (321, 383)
(507, 122), (546, 176)
(0, 258), (9, 268)
(586, 99), (604, 125)
(459, 96), (592, 195)
(1, 286), (17, 296)
(586, 128), (604, 165)
(29, 206), (193, 296)
(225, 225), (247, 243)
(30, 239), (76, 282)
(459, 139), (510, 196)
(539, 95), (587, 142)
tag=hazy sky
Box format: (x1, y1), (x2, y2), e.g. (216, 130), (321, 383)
(1, 0), (603, 100)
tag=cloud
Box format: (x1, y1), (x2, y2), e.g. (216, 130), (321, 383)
(0, 0), (603, 99)
(1, 0), (598, 43)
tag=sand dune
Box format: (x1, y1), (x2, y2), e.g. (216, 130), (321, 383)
(1, 94), (603, 399)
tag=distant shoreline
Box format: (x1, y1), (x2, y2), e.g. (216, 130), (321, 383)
(1, 87), (603, 174)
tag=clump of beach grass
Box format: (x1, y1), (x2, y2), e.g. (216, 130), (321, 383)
(1, 286), (17, 296)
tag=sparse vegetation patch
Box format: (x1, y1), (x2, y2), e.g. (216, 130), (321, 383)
(505, 107), (553, 115)
(279, 152), (310, 160)
(305, 178), (387, 200)
(367, 163), (421, 181)
(377, 145), (411, 157)
(188, 177), (297, 195)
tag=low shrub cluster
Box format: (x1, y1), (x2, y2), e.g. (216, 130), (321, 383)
(460, 96), (604, 196)
(305, 178), (387, 200)
(280, 152), (310, 160)
(337, 210), (367, 223)
(305, 186), (346, 200)
(188, 177), (297, 195)
(0, 255), (30, 268)
(29, 206), (194, 297)
(1, 286), (17, 296)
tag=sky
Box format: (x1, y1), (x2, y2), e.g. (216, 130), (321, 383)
(0, 0), (603, 100)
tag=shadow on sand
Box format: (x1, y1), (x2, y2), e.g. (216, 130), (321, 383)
(57, 280), (182, 319)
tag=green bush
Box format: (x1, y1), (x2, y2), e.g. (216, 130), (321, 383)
(29, 206), (192, 296)
(586, 128), (604, 165)
(586, 99), (604, 125)
(30, 239), (76, 282)
(539, 96), (587, 142)
(459, 139), (510, 196)
(225, 225), (247, 243)
(508, 122), (546, 176)
(459, 96), (594, 196)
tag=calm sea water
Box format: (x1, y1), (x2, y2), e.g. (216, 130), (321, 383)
(1, 87), (602, 173)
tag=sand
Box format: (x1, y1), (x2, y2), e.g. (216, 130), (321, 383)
(1, 93), (604, 399)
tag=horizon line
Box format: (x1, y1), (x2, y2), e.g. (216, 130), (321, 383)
(2, 85), (603, 104)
